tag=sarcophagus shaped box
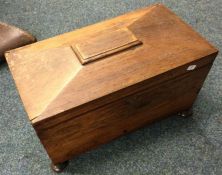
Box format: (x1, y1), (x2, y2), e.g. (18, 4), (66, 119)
(6, 4), (218, 171)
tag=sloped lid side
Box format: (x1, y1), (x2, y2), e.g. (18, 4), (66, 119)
(6, 4), (217, 123)
(6, 46), (82, 120)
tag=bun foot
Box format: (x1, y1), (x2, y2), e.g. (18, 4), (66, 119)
(51, 161), (69, 173)
(177, 109), (193, 118)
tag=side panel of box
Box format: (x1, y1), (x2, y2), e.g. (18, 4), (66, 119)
(35, 64), (212, 164)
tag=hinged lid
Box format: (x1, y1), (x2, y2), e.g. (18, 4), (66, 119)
(6, 4), (218, 124)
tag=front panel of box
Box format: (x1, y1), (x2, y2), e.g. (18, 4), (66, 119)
(35, 64), (212, 164)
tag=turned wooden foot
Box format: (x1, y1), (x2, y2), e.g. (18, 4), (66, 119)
(177, 108), (193, 118)
(51, 161), (69, 173)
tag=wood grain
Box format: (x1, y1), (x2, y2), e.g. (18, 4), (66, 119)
(5, 4), (217, 122)
(36, 64), (212, 164)
(5, 3), (218, 165)
(72, 28), (142, 64)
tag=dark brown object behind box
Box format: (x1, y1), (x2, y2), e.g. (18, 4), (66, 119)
(0, 22), (36, 60)
(5, 3), (218, 169)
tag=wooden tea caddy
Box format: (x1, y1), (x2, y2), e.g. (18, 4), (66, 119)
(6, 4), (218, 172)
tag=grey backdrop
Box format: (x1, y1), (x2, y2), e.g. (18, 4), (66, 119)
(0, 0), (221, 175)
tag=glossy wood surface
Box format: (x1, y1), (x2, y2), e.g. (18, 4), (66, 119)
(72, 27), (142, 64)
(5, 4), (218, 164)
(6, 4), (217, 122)
(36, 64), (213, 164)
